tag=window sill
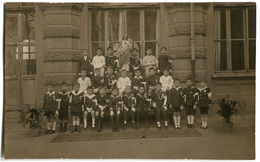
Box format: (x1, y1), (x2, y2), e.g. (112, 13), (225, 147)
(211, 71), (255, 79)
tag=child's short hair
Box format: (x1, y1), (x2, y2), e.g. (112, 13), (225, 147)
(95, 68), (101, 72)
(96, 47), (103, 52)
(107, 66), (114, 70)
(146, 47), (152, 50)
(138, 85), (145, 89)
(81, 69), (87, 73)
(107, 46), (113, 51)
(125, 86), (131, 89)
(200, 80), (207, 84)
(87, 86), (93, 90)
(156, 82), (162, 86)
(73, 83), (80, 87)
(99, 86), (106, 91)
(120, 69), (127, 73)
(135, 69), (141, 73)
(186, 77), (192, 82)
(174, 78), (180, 82)
(61, 82), (67, 86)
(161, 47), (167, 50)
(131, 48), (138, 52)
(112, 87), (119, 91)
(149, 67), (155, 71)
(82, 49), (88, 52)
(163, 68), (170, 72)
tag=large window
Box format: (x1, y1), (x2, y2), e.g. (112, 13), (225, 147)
(214, 6), (256, 71)
(89, 9), (159, 58)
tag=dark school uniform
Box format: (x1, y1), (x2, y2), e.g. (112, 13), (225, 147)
(109, 95), (122, 130)
(132, 76), (146, 94)
(105, 55), (119, 72)
(58, 91), (70, 120)
(92, 75), (105, 93)
(104, 74), (117, 93)
(69, 90), (84, 117)
(158, 55), (171, 74)
(83, 94), (97, 111)
(136, 92), (149, 122)
(122, 93), (136, 122)
(78, 56), (94, 76)
(96, 94), (109, 113)
(146, 74), (159, 90)
(152, 90), (167, 121)
(198, 87), (212, 115)
(129, 56), (141, 74)
(43, 91), (59, 114)
(169, 86), (183, 112)
(183, 86), (199, 116)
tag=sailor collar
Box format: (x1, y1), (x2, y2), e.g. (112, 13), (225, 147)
(134, 76), (142, 79)
(85, 94), (96, 99)
(173, 86), (181, 91)
(71, 90), (81, 96)
(123, 93), (134, 99)
(46, 91), (55, 95)
(198, 86), (208, 92)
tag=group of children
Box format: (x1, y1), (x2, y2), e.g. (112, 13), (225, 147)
(42, 46), (212, 134)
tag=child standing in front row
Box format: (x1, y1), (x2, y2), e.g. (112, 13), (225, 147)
(109, 88), (122, 132)
(198, 80), (212, 129)
(117, 69), (131, 96)
(92, 47), (106, 77)
(142, 47), (158, 77)
(69, 83), (84, 133)
(43, 83), (59, 134)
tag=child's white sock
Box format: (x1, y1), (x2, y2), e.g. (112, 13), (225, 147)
(92, 119), (95, 127)
(191, 115), (194, 124)
(177, 116), (181, 126)
(46, 122), (50, 130)
(187, 116), (191, 125)
(205, 115), (208, 126)
(173, 116), (177, 126)
(201, 116), (205, 127)
(52, 121), (56, 130)
(157, 121), (160, 126)
(72, 120), (76, 126)
(124, 121), (127, 124)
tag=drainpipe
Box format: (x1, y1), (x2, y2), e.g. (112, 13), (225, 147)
(190, 3), (196, 85)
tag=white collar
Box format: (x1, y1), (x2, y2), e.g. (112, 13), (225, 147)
(85, 94), (96, 99)
(47, 91), (55, 95)
(199, 86), (208, 91)
(71, 90), (81, 95)
(134, 76), (142, 79)
(173, 86), (181, 91)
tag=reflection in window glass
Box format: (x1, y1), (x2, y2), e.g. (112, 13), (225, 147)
(220, 9), (226, 39)
(220, 41), (227, 71)
(248, 8), (256, 38)
(127, 10), (140, 41)
(5, 13), (18, 42)
(145, 10), (157, 40)
(5, 46), (19, 76)
(249, 40), (256, 70)
(231, 41), (244, 70)
(91, 11), (105, 41)
(108, 10), (119, 41)
(231, 9), (244, 39)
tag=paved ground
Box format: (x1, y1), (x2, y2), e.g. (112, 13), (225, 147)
(3, 112), (255, 159)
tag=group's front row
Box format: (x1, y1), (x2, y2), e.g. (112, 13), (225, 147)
(43, 78), (212, 134)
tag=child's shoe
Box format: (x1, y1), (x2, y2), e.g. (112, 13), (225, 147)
(59, 123), (63, 133)
(63, 122), (67, 133)
(45, 129), (51, 134)
(70, 126), (77, 133)
(76, 125), (81, 133)
(84, 125), (87, 129)
(165, 121), (168, 128)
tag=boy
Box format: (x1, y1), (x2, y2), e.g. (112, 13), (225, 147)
(104, 66), (117, 95)
(142, 47), (158, 77)
(69, 83), (84, 133)
(136, 85), (149, 129)
(92, 68), (105, 94)
(158, 47), (172, 75)
(78, 49), (94, 77)
(146, 67), (159, 91)
(92, 47), (106, 77)
(105, 46), (119, 73)
(169, 78), (184, 129)
(117, 69), (131, 96)
(57, 82), (70, 133)
(43, 83), (59, 134)
(198, 80), (212, 129)
(95, 86), (109, 132)
(129, 48), (142, 75)
(122, 86), (137, 128)
(159, 68), (174, 92)
(152, 82), (168, 129)
(78, 70), (92, 94)
(132, 69), (146, 94)
(183, 78), (199, 129)
(109, 88), (122, 132)
(82, 86), (97, 129)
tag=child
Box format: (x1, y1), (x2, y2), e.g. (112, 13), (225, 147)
(105, 46), (119, 73)
(117, 69), (131, 96)
(152, 82), (168, 129)
(158, 47), (172, 75)
(69, 83), (84, 133)
(183, 78), (199, 129)
(109, 88), (122, 132)
(122, 86), (136, 128)
(169, 78), (184, 129)
(104, 66), (117, 95)
(92, 68), (105, 94)
(136, 85), (149, 129)
(146, 67), (159, 91)
(78, 49), (94, 77)
(92, 47), (106, 77)
(132, 69), (146, 94)
(95, 86), (109, 132)
(82, 86), (97, 129)
(129, 48), (142, 75)
(57, 82), (70, 133)
(78, 70), (92, 94)
(159, 68), (174, 92)
(43, 83), (59, 134)
(198, 80), (212, 129)
(142, 47), (158, 77)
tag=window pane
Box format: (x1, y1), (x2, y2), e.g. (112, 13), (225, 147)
(220, 41), (227, 71)
(248, 8), (256, 38)
(91, 11), (105, 41)
(92, 43), (105, 57)
(145, 10), (157, 40)
(22, 12), (36, 41)
(220, 10), (226, 39)
(249, 40), (256, 70)
(108, 10), (119, 41)
(231, 41), (244, 70)
(127, 10), (140, 41)
(231, 9), (244, 39)
(5, 13), (18, 42)
(145, 42), (157, 56)
(5, 45), (19, 76)
(23, 60), (36, 75)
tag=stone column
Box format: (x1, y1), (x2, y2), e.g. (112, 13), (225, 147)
(39, 3), (83, 88)
(166, 3), (208, 83)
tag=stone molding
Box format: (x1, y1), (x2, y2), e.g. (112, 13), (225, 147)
(44, 73), (78, 85)
(169, 23), (206, 36)
(43, 25), (80, 39)
(169, 46), (207, 59)
(43, 49), (80, 62)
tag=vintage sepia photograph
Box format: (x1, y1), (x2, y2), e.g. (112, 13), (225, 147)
(3, 1), (256, 159)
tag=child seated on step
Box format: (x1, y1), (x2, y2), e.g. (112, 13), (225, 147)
(109, 88), (122, 132)
(117, 69), (131, 96)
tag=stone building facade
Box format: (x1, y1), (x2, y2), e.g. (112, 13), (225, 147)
(4, 3), (255, 121)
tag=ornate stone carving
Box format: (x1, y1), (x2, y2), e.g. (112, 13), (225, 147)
(169, 46), (207, 59)
(169, 23), (206, 36)
(43, 25), (80, 39)
(43, 49), (80, 62)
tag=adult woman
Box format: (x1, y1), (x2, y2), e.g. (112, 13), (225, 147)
(117, 34), (132, 71)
